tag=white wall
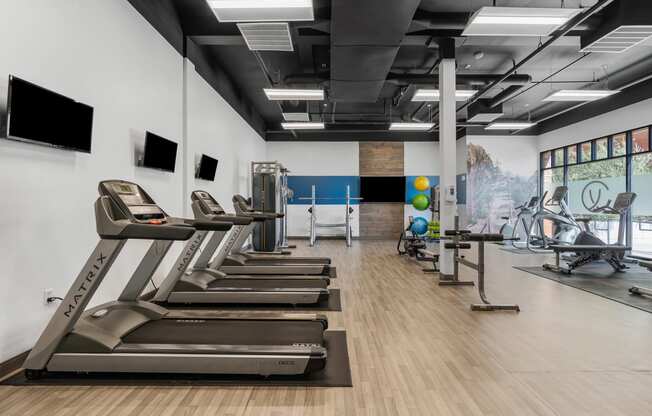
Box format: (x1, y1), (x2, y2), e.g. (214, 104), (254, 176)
(538, 97), (652, 151)
(186, 62), (267, 212)
(0, 1), (266, 362)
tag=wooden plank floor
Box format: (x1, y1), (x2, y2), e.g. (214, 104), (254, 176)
(2, 240), (652, 415)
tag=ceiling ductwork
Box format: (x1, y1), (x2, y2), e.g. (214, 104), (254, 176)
(330, 0), (421, 102)
(284, 72), (531, 87)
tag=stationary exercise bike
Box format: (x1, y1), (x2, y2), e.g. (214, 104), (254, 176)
(397, 216), (439, 272)
(397, 216), (427, 256)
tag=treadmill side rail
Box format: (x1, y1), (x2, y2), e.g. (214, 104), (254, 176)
(23, 239), (126, 370)
(47, 350), (325, 376)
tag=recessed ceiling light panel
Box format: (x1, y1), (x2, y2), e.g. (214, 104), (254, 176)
(580, 25), (652, 53)
(206, 0), (314, 22)
(264, 88), (324, 101)
(485, 121), (536, 130)
(542, 90), (620, 102)
(462, 7), (581, 37)
(467, 113), (504, 123)
(389, 122), (435, 131)
(412, 89), (477, 102)
(282, 112), (310, 122)
(281, 122), (324, 130)
(237, 23), (293, 51)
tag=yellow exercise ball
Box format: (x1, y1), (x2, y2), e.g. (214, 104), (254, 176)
(413, 176), (430, 192)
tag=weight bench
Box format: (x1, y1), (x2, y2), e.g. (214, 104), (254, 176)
(543, 244), (630, 274)
(630, 260), (652, 297)
(416, 248), (439, 273)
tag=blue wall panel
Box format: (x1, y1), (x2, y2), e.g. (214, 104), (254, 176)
(288, 176), (360, 205)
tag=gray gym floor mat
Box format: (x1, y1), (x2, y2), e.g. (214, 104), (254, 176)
(515, 263), (652, 313)
(159, 289), (342, 312)
(498, 245), (541, 255)
(2, 330), (352, 387)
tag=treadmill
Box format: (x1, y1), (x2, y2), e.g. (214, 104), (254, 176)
(23, 180), (328, 379)
(210, 195), (337, 277)
(151, 190), (331, 305)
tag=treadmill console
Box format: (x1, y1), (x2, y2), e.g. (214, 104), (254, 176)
(192, 191), (226, 215)
(99, 180), (167, 224)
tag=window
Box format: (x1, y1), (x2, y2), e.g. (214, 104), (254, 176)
(542, 167), (564, 200)
(612, 133), (626, 157)
(541, 151), (552, 169)
(567, 145), (577, 164)
(631, 152), (652, 256)
(595, 138), (608, 159)
(580, 142), (592, 162)
(553, 148), (564, 167)
(539, 124), (652, 254)
(632, 127), (650, 153)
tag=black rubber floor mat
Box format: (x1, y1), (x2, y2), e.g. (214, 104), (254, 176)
(161, 289), (342, 312)
(2, 331), (352, 387)
(515, 263), (652, 313)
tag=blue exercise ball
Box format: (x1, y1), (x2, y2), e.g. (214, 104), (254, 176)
(411, 217), (429, 235)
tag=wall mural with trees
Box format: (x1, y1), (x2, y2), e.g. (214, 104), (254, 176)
(465, 137), (538, 233)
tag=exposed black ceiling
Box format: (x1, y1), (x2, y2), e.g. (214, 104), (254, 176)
(131, 0), (652, 141)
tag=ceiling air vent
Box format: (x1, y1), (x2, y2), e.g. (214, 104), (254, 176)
(237, 23), (294, 52)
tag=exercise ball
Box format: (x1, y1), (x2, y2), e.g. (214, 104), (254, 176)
(411, 193), (430, 211)
(411, 217), (429, 235)
(413, 176), (430, 192)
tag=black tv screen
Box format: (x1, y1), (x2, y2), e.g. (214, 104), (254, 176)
(196, 154), (218, 181)
(143, 132), (178, 172)
(6, 76), (94, 153)
(360, 176), (405, 203)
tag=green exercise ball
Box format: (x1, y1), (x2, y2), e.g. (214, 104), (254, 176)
(411, 194), (430, 211)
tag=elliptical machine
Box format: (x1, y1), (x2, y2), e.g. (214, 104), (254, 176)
(499, 196), (539, 247)
(544, 192), (637, 273)
(526, 186), (582, 252)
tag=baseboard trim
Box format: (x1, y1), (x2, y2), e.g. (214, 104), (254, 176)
(288, 236), (361, 241)
(0, 350), (28, 380)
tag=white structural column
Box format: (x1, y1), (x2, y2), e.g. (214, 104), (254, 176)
(438, 56), (457, 278)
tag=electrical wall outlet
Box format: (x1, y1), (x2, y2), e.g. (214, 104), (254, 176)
(43, 288), (54, 305)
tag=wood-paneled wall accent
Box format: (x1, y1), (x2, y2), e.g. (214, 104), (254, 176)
(359, 203), (404, 239)
(359, 142), (404, 176)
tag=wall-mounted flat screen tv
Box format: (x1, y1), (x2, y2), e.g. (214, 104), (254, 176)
(196, 154), (218, 181)
(360, 176), (405, 203)
(143, 131), (178, 173)
(5, 75), (94, 153)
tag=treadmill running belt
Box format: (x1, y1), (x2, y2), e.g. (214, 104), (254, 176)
(123, 319), (325, 346)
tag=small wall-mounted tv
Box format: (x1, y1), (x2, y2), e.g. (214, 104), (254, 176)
(360, 176), (406, 203)
(4, 75), (94, 153)
(142, 131), (178, 173)
(196, 154), (218, 181)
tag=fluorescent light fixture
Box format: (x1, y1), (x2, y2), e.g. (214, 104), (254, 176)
(543, 90), (620, 102)
(282, 112), (310, 122)
(462, 7), (581, 37)
(389, 122), (435, 131)
(237, 23), (293, 51)
(264, 88), (324, 101)
(206, 0), (314, 22)
(412, 89), (477, 102)
(467, 113), (504, 123)
(580, 25), (652, 53)
(486, 121), (536, 130)
(281, 122), (324, 130)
